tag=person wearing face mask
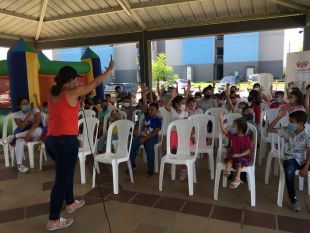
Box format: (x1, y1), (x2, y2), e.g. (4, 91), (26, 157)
(98, 99), (113, 124)
(45, 61), (114, 231)
(270, 91), (286, 109)
(115, 85), (126, 103)
(197, 86), (218, 112)
(185, 97), (203, 117)
(247, 90), (262, 126)
(230, 85), (240, 99)
(12, 97), (43, 173)
(280, 89), (305, 114)
(121, 95), (135, 120)
(268, 110), (310, 212)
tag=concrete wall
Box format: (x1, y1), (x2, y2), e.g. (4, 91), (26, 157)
(224, 61), (259, 79)
(172, 64), (214, 82)
(258, 60), (283, 78)
(114, 70), (137, 83)
(259, 30), (284, 61)
(166, 39), (183, 66)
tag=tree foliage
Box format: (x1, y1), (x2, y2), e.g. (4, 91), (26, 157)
(152, 53), (178, 82)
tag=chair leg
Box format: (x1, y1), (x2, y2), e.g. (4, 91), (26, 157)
(222, 175), (227, 188)
(95, 161), (100, 174)
(258, 141), (266, 165)
(39, 146), (43, 171)
(214, 163), (222, 200)
(10, 146), (15, 166)
(273, 158), (279, 176)
(79, 156), (86, 184)
(127, 160), (134, 183)
(3, 144), (10, 167)
(249, 171), (256, 206)
(92, 164), (96, 188)
(159, 160), (165, 191)
(208, 152), (214, 180)
(193, 162), (197, 183)
(27, 144), (35, 169)
(265, 151), (273, 184)
(277, 170), (285, 207)
(246, 172), (251, 191)
(171, 164), (176, 180)
(112, 160), (119, 194)
(44, 151), (48, 161)
(187, 162), (194, 196)
(299, 176), (304, 191)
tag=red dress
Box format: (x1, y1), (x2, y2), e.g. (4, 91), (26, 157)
(224, 132), (251, 168)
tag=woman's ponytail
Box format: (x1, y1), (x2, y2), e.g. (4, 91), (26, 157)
(50, 76), (64, 97)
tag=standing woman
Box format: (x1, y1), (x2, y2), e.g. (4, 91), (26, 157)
(45, 59), (114, 231)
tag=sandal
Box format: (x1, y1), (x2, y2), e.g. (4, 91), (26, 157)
(224, 168), (231, 177)
(229, 178), (242, 189)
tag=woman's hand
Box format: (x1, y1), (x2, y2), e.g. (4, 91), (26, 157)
(107, 58), (115, 72)
(232, 154), (239, 158)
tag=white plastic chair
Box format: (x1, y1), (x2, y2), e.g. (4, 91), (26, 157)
(258, 109), (279, 165)
(132, 109), (142, 122)
(0, 113), (13, 167)
(159, 107), (172, 137)
(78, 117), (99, 184)
(41, 112), (48, 127)
(78, 109), (96, 119)
(159, 119), (199, 196)
(102, 110), (127, 137)
(214, 122), (258, 206)
(92, 120), (135, 194)
(11, 116), (42, 169)
(205, 108), (228, 140)
(277, 136), (309, 206)
(264, 133), (280, 184)
(188, 114), (216, 180)
(223, 113), (242, 124)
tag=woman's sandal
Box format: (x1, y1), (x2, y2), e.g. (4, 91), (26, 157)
(224, 168), (231, 177)
(229, 178), (242, 189)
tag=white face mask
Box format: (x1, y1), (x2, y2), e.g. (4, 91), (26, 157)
(123, 103), (131, 108)
(253, 87), (260, 91)
(180, 104), (186, 111)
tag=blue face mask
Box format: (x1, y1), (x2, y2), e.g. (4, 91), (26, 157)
(287, 123), (297, 133)
(21, 104), (31, 112)
(274, 98), (281, 104)
(230, 127), (237, 134)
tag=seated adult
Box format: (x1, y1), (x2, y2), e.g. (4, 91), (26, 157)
(12, 97), (43, 173)
(120, 95), (136, 120)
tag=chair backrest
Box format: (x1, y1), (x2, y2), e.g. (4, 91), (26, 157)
(119, 110), (127, 120)
(78, 117), (99, 153)
(188, 114), (215, 149)
(261, 102), (269, 112)
(166, 119), (199, 159)
(41, 112), (48, 127)
(138, 113), (145, 136)
(159, 107), (171, 136)
(102, 110), (127, 136)
(217, 121), (257, 166)
(223, 113), (242, 124)
(2, 113), (12, 138)
(106, 119), (134, 157)
(205, 107), (228, 137)
(132, 109), (141, 122)
(78, 109), (96, 119)
(260, 109), (279, 141)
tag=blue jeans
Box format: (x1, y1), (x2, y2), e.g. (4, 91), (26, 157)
(283, 159), (302, 202)
(45, 136), (78, 220)
(130, 136), (158, 172)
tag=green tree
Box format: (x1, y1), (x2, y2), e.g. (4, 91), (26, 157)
(152, 53), (178, 82)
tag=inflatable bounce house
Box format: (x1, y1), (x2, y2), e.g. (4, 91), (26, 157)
(0, 37), (104, 135)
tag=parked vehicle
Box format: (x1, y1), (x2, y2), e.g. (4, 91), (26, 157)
(168, 79), (196, 94)
(104, 83), (138, 102)
(218, 76), (240, 92)
(247, 74), (259, 90)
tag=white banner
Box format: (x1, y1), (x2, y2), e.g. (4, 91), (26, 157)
(286, 50), (310, 92)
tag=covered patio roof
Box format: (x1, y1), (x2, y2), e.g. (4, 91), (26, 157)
(0, 0), (309, 49)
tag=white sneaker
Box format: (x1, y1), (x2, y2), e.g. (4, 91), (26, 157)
(17, 164), (29, 173)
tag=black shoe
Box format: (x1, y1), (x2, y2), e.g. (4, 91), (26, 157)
(147, 170), (154, 177)
(125, 165), (136, 175)
(240, 173), (247, 183)
(227, 173), (234, 181)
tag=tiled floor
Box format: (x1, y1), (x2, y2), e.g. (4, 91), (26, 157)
(0, 149), (309, 233)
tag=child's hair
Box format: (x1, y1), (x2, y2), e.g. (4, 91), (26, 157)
(42, 102), (48, 108)
(149, 102), (159, 110)
(290, 89), (304, 106)
(146, 91), (158, 102)
(122, 95), (131, 102)
(194, 92), (202, 98)
(17, 97), (27, 110)
(289, 110), (307, 124)
(274, 91), (284, 96)
(248, 90), (262, 104)
(253, 83), (260, 89)
(187, 96), (196, 104)
(84, 98), (91, 106)
(105, 94), (111, 98)
(233, 117), (248, 134)
(242, 105), (252, 113)
(306, 84), (310, 90)
(92, 96), (100, 105)
(172, 95), (184, 109)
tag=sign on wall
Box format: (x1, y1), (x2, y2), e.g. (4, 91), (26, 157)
(286, 51), (310, 92)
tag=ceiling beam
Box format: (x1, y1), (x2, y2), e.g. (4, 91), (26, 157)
(44, 6), (124, 22)
(268, 0), (308, 12)
(35, 15), (305, 50)
(0, 9), (37, 21)
(35, 0), (49, 40)
(130, 0), (203, 10)
(115, 0), (146, 30)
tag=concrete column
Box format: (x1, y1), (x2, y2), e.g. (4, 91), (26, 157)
(304, 11), (310, 51)
(139, 33), (152, 89)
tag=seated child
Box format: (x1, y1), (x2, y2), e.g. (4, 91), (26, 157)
(268, 110), (310, 212)
(219, 112), (252, 188)
(129, 84), (162, 176)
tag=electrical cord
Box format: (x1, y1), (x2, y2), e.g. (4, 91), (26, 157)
(82, 109), (112, 233)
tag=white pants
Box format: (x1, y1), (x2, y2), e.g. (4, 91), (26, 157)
(15, 127), (42, 165)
